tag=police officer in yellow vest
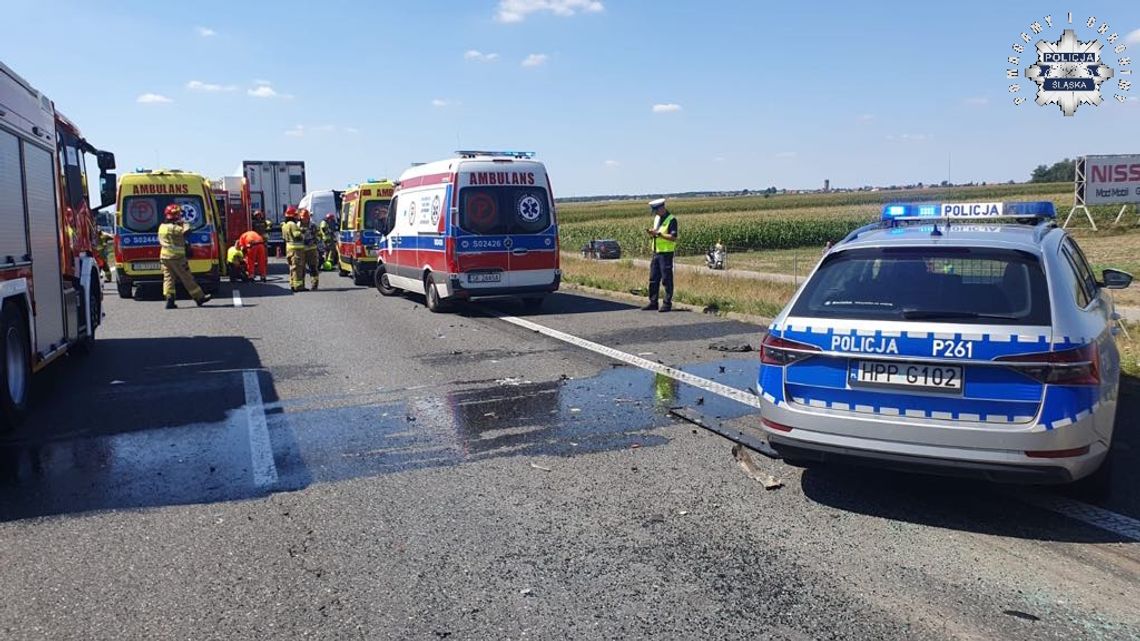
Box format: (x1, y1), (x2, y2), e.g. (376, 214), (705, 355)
(299, 209), (320, 291)
(643, 198), (677, 312)
(158, 203), (211, 309)
(281, 206), (306, 291)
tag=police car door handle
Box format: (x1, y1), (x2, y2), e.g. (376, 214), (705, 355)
(511, 248), (529, 255)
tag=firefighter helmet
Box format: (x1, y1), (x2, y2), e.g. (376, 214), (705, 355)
(284, 206), (298, 219)
(164, 203), (183, 221)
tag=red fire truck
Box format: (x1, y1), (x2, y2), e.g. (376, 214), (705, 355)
(211, 175), (252, 246)
(0, 61), (117, 429)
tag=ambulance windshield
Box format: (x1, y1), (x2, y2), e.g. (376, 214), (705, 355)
(459, 187), (551, 235)
(121, 195), (208, 233)
(363, 199), (390, 233)
(791, 247), (1051, 325)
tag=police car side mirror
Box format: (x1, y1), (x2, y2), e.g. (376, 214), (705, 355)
(1100, 268), (1133, 290)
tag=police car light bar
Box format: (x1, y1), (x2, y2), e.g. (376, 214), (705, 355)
(881, 201), (1056, 222)
(455, 150), (537, 159)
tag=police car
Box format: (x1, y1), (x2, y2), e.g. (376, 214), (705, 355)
(757, 201), (1133, 491)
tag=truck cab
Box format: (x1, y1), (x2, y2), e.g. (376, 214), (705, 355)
(114, 170), (223, 299)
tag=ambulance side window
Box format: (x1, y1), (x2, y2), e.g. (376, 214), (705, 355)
(386, 197), (398, 233)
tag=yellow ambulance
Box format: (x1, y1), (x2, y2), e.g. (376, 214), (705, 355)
(338, 179), (395, 285)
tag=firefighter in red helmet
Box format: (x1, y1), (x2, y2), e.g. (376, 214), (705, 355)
(158, 203), (211, 308)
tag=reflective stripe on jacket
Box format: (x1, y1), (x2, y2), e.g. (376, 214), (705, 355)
(158, 222), (187, 259)
(282, 220), (305, 250)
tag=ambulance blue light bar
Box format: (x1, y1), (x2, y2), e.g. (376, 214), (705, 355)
(881, 201), (1056, 222)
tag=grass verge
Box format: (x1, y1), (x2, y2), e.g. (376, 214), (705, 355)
(560, 255), (798, 318)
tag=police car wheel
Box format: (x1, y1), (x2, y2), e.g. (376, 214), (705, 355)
(375, 266), (398, 296)
(0, 304), (31, 430)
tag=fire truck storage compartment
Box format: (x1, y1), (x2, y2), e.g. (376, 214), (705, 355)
(24, 142), (67, 354)
(0, 130), (28, 265)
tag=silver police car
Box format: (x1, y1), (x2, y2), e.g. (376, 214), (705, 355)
(757, 201), (1132, 492)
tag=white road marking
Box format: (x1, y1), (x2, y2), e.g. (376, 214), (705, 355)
(1018, 493), (1140, 542)
(232, 290), (243, 308)
(242, 370), (278, 487)
(494, 312), (1140, 543)
(494, 313), (762, 409)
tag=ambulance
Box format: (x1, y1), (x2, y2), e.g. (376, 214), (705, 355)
(375, 151), (560, 312)
(337, 180), (394, 285)
(114, 170), (224, 299)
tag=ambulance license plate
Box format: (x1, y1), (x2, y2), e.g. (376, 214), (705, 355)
(468, 272), (502, 283)
(851, 361), (963, 392)
(132, 261), (161, 272)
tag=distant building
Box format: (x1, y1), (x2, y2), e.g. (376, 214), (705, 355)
(823, 179), (830, 192)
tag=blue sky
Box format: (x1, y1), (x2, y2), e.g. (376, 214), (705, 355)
(3, 0), (1138, 197)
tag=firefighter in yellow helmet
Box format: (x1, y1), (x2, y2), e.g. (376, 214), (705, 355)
(281, 206), (306, 291)
(158, 203), (211, 308)
(299, 209), (320, 291)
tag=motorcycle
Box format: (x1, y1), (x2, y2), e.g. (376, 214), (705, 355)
(706, 246), (726, 270)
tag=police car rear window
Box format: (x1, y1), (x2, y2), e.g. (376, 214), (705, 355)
(791, 247), (1051, 325)
(459, 187), (551, 235)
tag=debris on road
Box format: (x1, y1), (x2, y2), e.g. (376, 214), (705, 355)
(668, 407), (781, 459)
(732, 444), (784, 490)
(519, 588), (534, 597)
(496, 377), (525, 386)
(529, 463), (552, 472)
(630, 443), (641, 449)
(708, 340), (753, 353)
(1002, 610), (1041, 622)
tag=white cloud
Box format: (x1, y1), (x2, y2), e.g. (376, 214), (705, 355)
(464, 50), (500, 62)
(1126, 29), (1140, 45)
(186, 80), (236, 93)
(285, 124), (352, 137)
(521, 53), (549, 67)
(432, 98), (450, 107)
(603, 159), (620, 167)
(886, 133), (931, 142)
(713, 156), (725, 162)
(856, 113), (875, 123)
(196, 26), (216, 37)
(775, 151), (797, 159)
(344, 127), (361, 134)
(247, 83), (292, 99)
(137, 93), (173, 104)
(963, 97), (989, 106)
(496, 0), (604, 23)
(285, 125), (305, 137)
(651, 103), (682, 113)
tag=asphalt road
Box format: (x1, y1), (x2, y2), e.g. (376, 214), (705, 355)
(1, 258), (1138, 640)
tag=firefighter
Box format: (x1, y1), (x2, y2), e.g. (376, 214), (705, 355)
(251, 209), (268, 237)
(226, 240), (248, 282)
(319, 213), (339, 270)
(95, 229), (114, 282)
(158, 203), (211, 308)
(281, 206), (306, 291)
(238, 228), (268, 282)
(299, 209), (321, 290)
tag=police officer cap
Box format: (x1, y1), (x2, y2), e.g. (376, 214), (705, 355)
(648, 198), (666, 210)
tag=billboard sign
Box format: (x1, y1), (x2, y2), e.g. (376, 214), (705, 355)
(1085, 155), (1140, 205)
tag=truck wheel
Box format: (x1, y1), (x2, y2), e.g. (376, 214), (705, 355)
(375, 265), (399, 296)
(73, 270), (101, 356)
(424, 274), (447, 313)
(117, 277), (133, 299)
(0, 304), (31, 430)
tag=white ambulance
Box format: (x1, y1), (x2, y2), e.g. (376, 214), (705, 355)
(375, 151), (560, 312)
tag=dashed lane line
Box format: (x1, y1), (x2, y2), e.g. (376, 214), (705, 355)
(242, 370), (278, 487)
(232, 289), (243, 308)
(493, 312), (1140, 543)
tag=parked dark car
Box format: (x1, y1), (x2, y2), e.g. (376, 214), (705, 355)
(581, 239), (622, 260)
